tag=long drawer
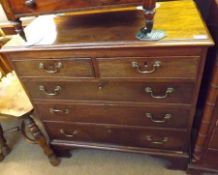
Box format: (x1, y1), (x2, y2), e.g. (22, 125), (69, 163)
(35, 102), (190, 129)
(44, 122), (187, 151)
(12, 58), (94, 78)
(97, 56), (199, 79)
(23, 80), (194, 104)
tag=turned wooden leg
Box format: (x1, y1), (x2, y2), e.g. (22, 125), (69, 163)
(23, 116), (61, 166)
(13, 19), (27, 41)
(136, 0), (165, 41)
(142, 0), (156, 34)
(0, 123), (11, 161)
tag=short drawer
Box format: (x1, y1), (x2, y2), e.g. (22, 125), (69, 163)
(9, 0), (93, 15)
(44, 122), (187, 151)
(97, 56), (199, 79)
(12, 58), (94, 78)
(23, 80), (195, 104)
(35, 102), (190, 129)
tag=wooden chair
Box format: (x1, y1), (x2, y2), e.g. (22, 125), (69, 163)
(0, 28), (12, 75)
(0, 71), (60, 166)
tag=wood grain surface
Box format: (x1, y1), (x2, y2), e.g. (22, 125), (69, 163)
(1, 0), (213, 51)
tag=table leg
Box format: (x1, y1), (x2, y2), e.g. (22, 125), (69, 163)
(23, 115), (61, 166)
(0, 123), (11, 161)
(12, 19), (27, 41)
(142, 0), (156, 34)
(136, 0), (165, 41)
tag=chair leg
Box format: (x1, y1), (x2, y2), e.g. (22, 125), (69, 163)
(0, 123), (4, 161)
(23, 115), (61, 166)
(0, 123), (11, 161)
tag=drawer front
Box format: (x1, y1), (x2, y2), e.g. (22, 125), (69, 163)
(35, 102), (190, 129)
(44, 122), (187, 151)
(97, 57), (199, 79)
(23, 80), (194, 104)
(9, 0), (142, 16)
(12, 58), (94, 78)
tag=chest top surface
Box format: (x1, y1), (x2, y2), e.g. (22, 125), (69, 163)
(1, 0), (214, 52)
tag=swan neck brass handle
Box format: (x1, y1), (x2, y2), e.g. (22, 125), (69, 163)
(145, 113), (172, 123)
(39, 62), (62, 74)
(131, 60), (161, 74)
(145, 87), (174, 99)
(39, 85), (62, 96)
(25, 0), (36, 8)
(50, 108), (69, 114)
(60, 129), (79, 138)
(146, 136), (168, 145)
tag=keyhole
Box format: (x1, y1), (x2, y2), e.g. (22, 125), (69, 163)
(98, 81), (107, 90)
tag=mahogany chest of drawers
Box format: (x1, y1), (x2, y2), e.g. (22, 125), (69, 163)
(0, 0), (213, 170)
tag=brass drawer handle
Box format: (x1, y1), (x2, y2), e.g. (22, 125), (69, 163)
(39, 62), (62, 74)
(25, 0), (36, 8)
(146, 136), (168, 145)
(60, 129), (79, 138)
(39, 85), (62, 96)
(131, 61), (161, 74)
(145, 87), (174, 99)
(50, 108), (69, 114)
(145, 113), (172, 123)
